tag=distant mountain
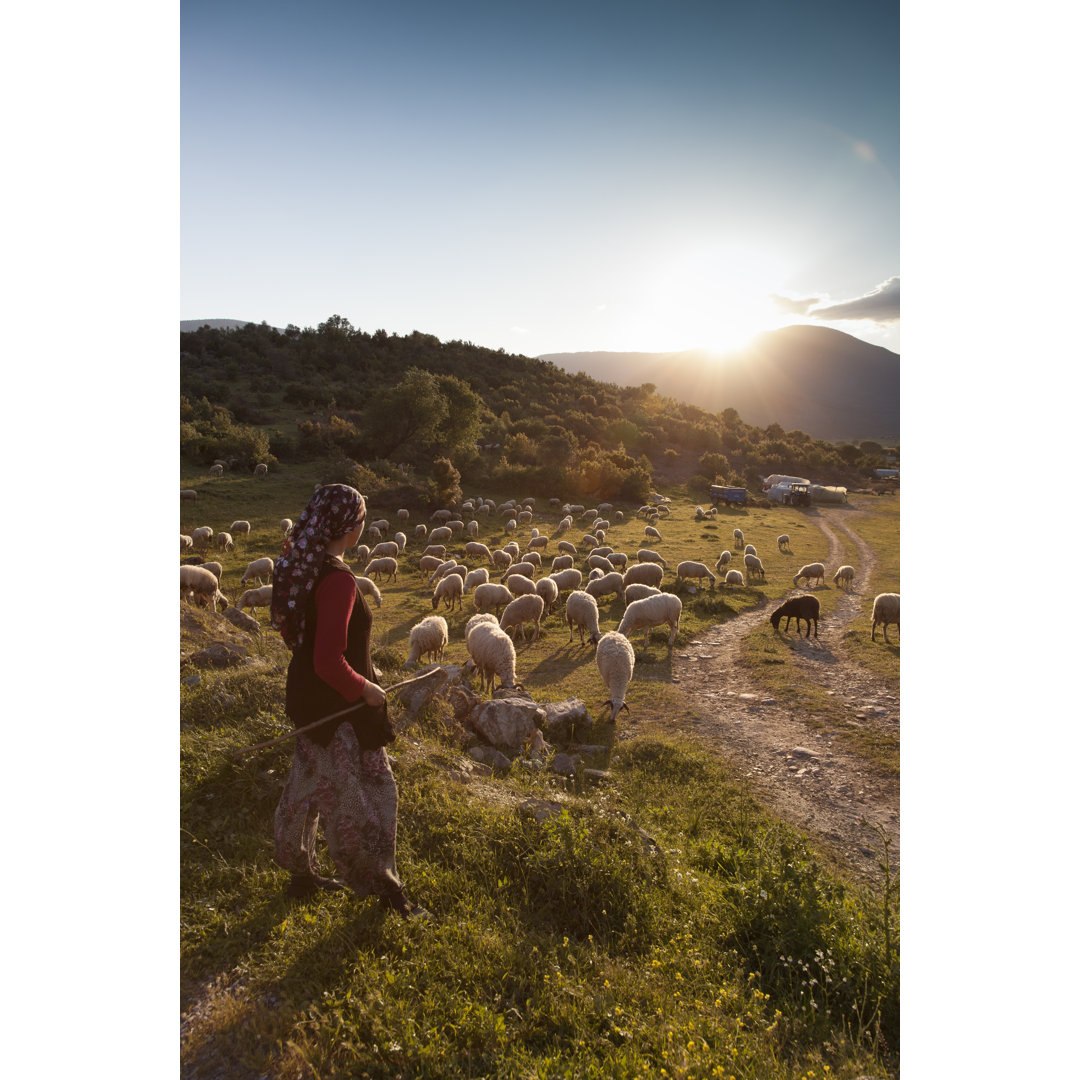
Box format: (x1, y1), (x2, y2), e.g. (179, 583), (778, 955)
(542, 325), (899, 443)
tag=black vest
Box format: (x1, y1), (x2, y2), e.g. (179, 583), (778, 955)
(285, 558), (384, 748)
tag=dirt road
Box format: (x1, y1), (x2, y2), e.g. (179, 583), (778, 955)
(669, 508), (899, 887)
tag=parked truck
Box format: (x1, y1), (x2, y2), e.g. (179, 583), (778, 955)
(710, 485), (748, 507)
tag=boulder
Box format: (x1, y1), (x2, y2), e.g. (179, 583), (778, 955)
(189, 642), (248, 669)
(223, 607), (260, 633)
(393, 665), (454, 717)
(469, 697), (545, 752)
(542, 698), (591, 744)
(467, 744), (513, 774)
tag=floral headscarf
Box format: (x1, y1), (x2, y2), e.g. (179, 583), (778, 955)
(270, 484), (366, 650)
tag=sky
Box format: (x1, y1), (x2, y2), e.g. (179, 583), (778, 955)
(181, 0), (900, 355)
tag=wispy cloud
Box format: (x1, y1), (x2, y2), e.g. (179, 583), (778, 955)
(809, 277), (900, 322)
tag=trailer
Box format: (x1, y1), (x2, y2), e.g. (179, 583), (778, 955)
(710, 485), (747, 507)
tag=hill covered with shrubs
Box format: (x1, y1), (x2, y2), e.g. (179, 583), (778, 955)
(180, 316), (898, 505)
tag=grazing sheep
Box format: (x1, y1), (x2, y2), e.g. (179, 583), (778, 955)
(733, 528), (744, 547)
(407, 615), (449, 665)
(557, 540), (578, 556)
(237, 584), (274, 614)
(229, 520), (251, 540)
(588, 554), (616, 574)
(209, 464), (223, 478)
(414, 524), (428, 540)
(432, 572), (464, 611)
(353, 575), (382, 608)
(370, 519), (390, 534)
(777, 534), (790, 551)
(622, 562), (664, 589)
(181, 534), (193, 552)
(527, 534), (549, 552)
(581, 534), (600, 551)
(596, 631), (635, 717)
(549, 567), (584, 594)
(465, 621), (521, 694)
(463, 567), (490, 592)
(644, 525), (663, 542)
(215, 532), (234, 553)
(743, 553), (766, 581)
(503, 541), (520, 560)
(253, 463), (268, 477)
(353, 544), (371, 567)
(636, 548), (667, 568)
(550, 554), (574, 573)
(716, 550), (732, 572)
(473, 582), (515, 615)
(393, 531), (408, 553)
(423, 544), (448, 559)
(500, 593), (546, 642)
(534, 576), (559, 613)
(491, 549), (513, 572)
(191, 526), (214, 548)
(240, 557), (275, 585)
(430, 509), (453, 523)
(200, 561), (223, 581)
(280, 518), (293, 536)
(429, 526), (453, 546)
(447, 519), (466, 535)
(617, 593), (683, 649)
(676, 561), (716, 588)
(623, 583), (662, 605)
(428, 559), (460, 584)
(585, 571), (625, 602)
(397, 508), (410, 523)
(793, 562), (826, 588)
(366, 526), (383, 542)
(871, 593), (900, 643)
(744, 543), (757, 557)
(505, 518), (518, 535)
(370, 541), (401, 560)
(505, 573), (538, 597)
(180, 489), (197, 502)
(769, 594), (820, 638)
(465, 612), (499, 644)
(565, 590), (603, 646)
(607, 552), (628, 571)
(833, 565), (856, 589)
(521, 551), (542, 568)
(364, 556), (399, 583)
(724, 569), (745, 586)
(465, 541), (493, 564)
(417, 555), (444, 576)
(180, 565), (228, 612)
(500, 561), (536, 583)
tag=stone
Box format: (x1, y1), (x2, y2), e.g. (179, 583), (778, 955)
(543, 698), (592, 744)
(222, 607), (260, 633)
(518, 797), (567, 824)
(551, 752), (582, 778)
(190, 642), (248, 669)
(394, 665), (453, 717)
(469, 697), (545, 751)
(467, 745), (512, 773)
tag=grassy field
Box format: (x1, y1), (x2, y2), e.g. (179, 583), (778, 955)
(180, 465), (900, 1078)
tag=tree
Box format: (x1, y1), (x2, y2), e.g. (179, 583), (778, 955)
(430, 457), (462, 506)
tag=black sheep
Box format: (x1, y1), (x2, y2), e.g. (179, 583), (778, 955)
(769, 594), (820, 638)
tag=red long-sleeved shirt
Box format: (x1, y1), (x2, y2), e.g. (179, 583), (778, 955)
(311, 569), (367, 702)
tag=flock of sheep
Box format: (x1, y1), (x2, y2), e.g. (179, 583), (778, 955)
(181, 488), (900, 719)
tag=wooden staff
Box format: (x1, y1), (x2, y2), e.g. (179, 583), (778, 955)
(227, 671), (437, 759)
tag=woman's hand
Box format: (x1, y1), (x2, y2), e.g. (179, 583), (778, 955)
(361, 680), (386, 708)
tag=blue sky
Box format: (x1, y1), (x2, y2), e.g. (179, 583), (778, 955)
(181, 0), (899, 354)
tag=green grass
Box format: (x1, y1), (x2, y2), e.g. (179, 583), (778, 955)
(180, 465), (899, 1078)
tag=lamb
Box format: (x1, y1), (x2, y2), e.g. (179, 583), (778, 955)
(644, 525), (663, 542)
(623, 583), (661, 605)
(180, 565), (228, 612)
(596, 631), (635, 717)
(500, 593), (546, 642)
(432, 572), (464, 611)
(363, 557), (399, 582)
(238, 584), (274, 614)
(833, 565), (856, 589)
(622, 562), (664, 589)
(744, 543), (757, 557)
(534, 576), (559, 613)
(214, 532), (234, 553)
(463, 567), (490, 592)
(465, 621), (520, 694)
(793, 562), (826, 588)
(505, 573), (538, 597)
(743, 553), (766, 581)
(565, 590), (602, 646)
(473, 582), (515, 615)
(279, 518), (293, 536)
(777, 534), (790, 551)
(240, 557), (275, 585)
(733, 528), (744, 547)
(370, 541), (401, 560)
(617, 593), (683, 648)
(676, 561), (716, 588)
(724, 569), (745, 586)
(636, 548), (667, 568)
(769, 594), (820, 637)
(229, 520), (251, 540)
(871, 593), (900, 643)
(353, 575), (382, 607)
(407, 615), (449, 665)
(585, 571), (625, 602)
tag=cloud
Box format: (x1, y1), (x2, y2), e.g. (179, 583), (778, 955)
(809, 277), (900, 322)
(770, 293), (820, 316)
(510, 326), (530, 335)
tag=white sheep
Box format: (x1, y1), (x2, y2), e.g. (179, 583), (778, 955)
(397, 508), (410, 523)
(465, 612), (499, 643)
(636, 548), (667, 568)
(364, 556), (399, 582)
(617, 593), (683, 648)
(644, 525), (663, 542)
(585, 572), (625, 602)
(214, 532), (234, 553)
(733, 528), (744, 547)
(431, 508), (452, 523)
(505, 573), (538, 597)
(565, 590), (602, 646)
(871, 593), (900, 642)
(607, 552), (628, 571)
(429, 526), (453, 546)
(549, 554), (574, 573)
(414, 523), (428, 540)
(527, 534), (549, 552)
(353, 575), (382, 607)
(465, 621), (520, 694)
(407, 615), (449, 665)
(200, 561), (223, 581)
(465, 541), (493, 564)
(777, 534), (790, 551)
(744, 543), (757, 557)
(428, 559), (460, 584)
(423, 544), (448, 559)
(432, 572), (464, 612)
(588, 554), (616, 574)
(549, 567), (584, 594)
(676, 561), (716, 588)
(473, 582), (514, 615)
(253, 463), (268, 477)
(581, 534), (600, 550)
(209, 464), (223, 478)
(534, 576), (559, 613)
(793, 562), (826, 588)
(180, 489), (197, 502)
(279, 518), (293, 536)
(229, 520), (251, 540)
(370, 541), (400, 560)
(463, 567), (490, 592)
(491, 549), (513, 571)
(181, 534), (193, 552)
(500, 561), (536, 582)
(623, 583), (661, 605)
(367, 525), (383, 542)
(521, 551), (542, 568)
(180, 565), (228, 612)
(370, 519), (391, 533)
(557, 540), (578, 556)
(724, 569), (744, 587)
(191, 526), (214, 548)
(393, 531), (408, 553)
(622, 562), (664, 589)
(237, 584), (273, 613)
(240, 557), (275, 585)
(743, 553), (766, 581)
(596, 631), (635, 718)
(500, 593), (546, 642)
(833, 565), (856, 589)
(418, 555), (445, 576)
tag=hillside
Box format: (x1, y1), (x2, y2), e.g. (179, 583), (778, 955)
(542, 325), (899, 443)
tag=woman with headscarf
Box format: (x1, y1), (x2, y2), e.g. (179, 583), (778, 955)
(269, 483), (426, 917)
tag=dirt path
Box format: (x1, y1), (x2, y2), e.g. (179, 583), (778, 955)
(669, 508), (899, 887)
